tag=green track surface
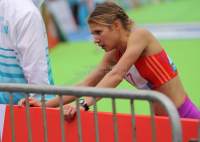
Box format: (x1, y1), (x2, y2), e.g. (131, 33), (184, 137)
(49, 0), (200, 115)
(127, 0), (200, 24)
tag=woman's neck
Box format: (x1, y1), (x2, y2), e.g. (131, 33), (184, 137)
(118, 30), (131, 54)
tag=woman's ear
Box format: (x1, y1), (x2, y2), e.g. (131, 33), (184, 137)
(113, 21), (120, 31)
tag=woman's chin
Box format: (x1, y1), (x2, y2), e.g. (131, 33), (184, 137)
(104, 49), (109, 52)
(104, 48), (115, 52)
(102, 48), (107, 52)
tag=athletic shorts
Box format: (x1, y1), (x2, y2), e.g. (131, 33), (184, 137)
(178, 94), (200, 119)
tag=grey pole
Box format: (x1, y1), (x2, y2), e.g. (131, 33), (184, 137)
(112, 98), (119, 142)
(10, 93), (16, 142)
(93, 97), (100, 142)
(42, 94), (48, 142)
(149, 101), (156, 142)
(59, 95), (66, 142)
(76, 97), (82, 142)
(25, 93), (32, 142)
(130, 99), (136, 142)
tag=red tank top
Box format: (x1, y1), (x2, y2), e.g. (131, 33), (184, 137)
(117, 48), (178, 90)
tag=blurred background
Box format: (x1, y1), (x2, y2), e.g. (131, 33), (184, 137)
(42, 0), (200, 115)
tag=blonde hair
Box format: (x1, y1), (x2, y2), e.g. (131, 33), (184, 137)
(87, 2), (134, 31)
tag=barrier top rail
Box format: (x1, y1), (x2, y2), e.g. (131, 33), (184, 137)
(0, 83), (182, 142)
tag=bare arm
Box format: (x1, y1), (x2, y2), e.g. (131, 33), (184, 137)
(45, 81), (84, 107)
(81, 49), (117, 86)
(18, 49), (117, 107)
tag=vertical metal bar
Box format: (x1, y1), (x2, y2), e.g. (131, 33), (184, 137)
(149, 101), (156, 142)
(112, 98), (118, 142)
(42, 94), (48, 142)
(10, 92), (16, 142)
(76, 97), (82, 142)
(130, 99), (136, 142)
(93, 97), (100, 142)
(25, 93), (32, 142)
(59, 95), (66, 142)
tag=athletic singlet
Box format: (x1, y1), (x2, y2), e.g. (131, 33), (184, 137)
(117, 48), (178, 90)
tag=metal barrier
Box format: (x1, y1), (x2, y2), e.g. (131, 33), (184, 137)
(0, 83), (182, 142)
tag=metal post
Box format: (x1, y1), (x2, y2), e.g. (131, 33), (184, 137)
(112, 98), (118, 142)
(93, 97), (100, 142)
(76, 97), (82, 142)
(131, 99), (136, 142)
(10, 93), (16, 142)
(42, 94), (48, 142)
(149, 101), (156, 142)
(25, 93), (32, 142)
(59, 95), (66, 142)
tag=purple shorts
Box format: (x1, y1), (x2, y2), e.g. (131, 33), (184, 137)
(178, 95), (200, 119)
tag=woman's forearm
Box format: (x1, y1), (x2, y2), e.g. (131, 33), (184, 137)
(45, 82), (84, 107)
(44, 96), (60, 107)
(44, 71), (110, 108)
(83, 71), (123, 107)
(84, 97), (102, 107)
(45, 95), (76, 107)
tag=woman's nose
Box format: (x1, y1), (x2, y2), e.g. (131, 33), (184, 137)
(94, 36), (100, 44)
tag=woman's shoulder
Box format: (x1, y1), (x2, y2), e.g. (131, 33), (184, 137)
(130, 27), (151, 37)
(128, 27), (152, 45)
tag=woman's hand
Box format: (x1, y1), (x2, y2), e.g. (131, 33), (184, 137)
(18, 96), (42, 107)
(63, 104), (85, 122)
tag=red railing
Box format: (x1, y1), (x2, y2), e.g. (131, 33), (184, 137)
(1, 105), (198, 142)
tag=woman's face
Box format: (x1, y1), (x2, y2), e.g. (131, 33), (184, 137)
(89, 22), (120, 52)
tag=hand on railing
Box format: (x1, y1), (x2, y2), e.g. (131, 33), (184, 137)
(63, 104), (85, 122)
(18, 96), (42, 107)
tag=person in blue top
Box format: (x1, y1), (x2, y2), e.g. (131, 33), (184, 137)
(0, 0), (55, 104)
